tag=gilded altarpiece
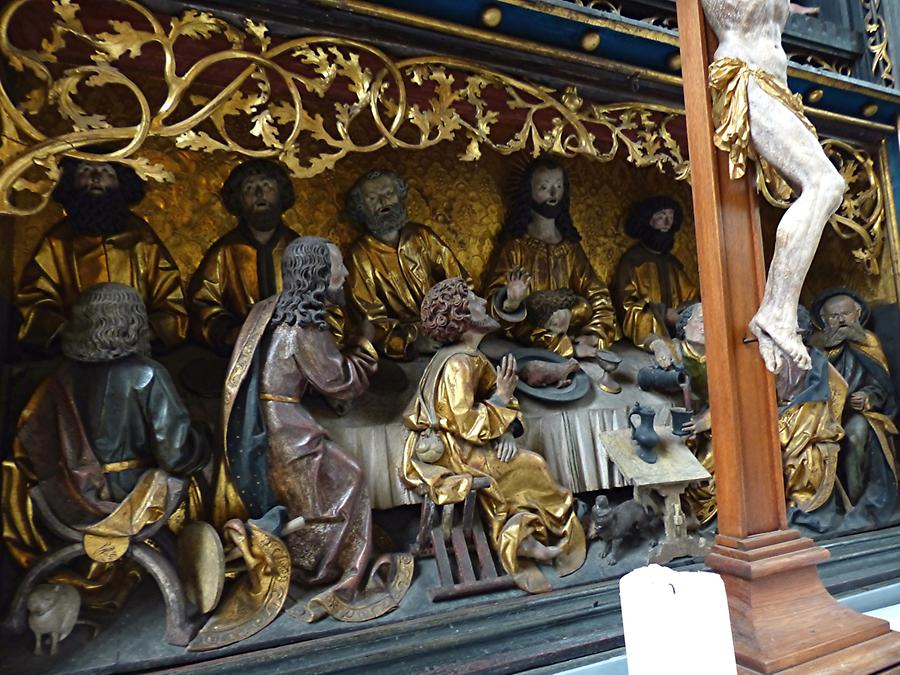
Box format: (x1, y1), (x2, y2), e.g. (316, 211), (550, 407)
(0, 0), (894, 308)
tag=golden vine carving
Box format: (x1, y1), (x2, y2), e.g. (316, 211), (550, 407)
(786, 52), (853, 77)
(0, 0), (688, 216)
(0, 0), (885, 273)
(757, 139), (885, 274)
(862, 0), (895, 86)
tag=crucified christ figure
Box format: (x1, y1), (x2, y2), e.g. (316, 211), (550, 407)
(701, 0), (846, 373)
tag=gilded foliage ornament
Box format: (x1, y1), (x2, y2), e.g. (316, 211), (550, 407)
(0, 0), (688, 216)
(0, 0), (886, 275)
(757, 139), (885, 275)
(862, 0), (895, 86)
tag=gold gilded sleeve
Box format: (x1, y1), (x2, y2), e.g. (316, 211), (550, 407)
(142, 236), (187, 348)
(188, 246), (241, 353)
(347, 248), (416, 360)
(436, 354), (520, 445)
(618, 263), (667, 350)
(15, 236), (67, 351)
(570, 244), (621, 348)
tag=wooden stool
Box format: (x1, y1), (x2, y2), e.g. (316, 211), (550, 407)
(411, 476), (518, 601)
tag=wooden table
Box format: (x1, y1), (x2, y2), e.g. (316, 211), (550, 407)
(600, 427), (712, 565)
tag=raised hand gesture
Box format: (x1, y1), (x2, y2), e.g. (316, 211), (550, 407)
(495, 354), (518, 405)
(504, 268), (532, 312)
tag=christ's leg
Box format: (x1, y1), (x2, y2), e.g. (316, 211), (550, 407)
(745, 78), (845, 372)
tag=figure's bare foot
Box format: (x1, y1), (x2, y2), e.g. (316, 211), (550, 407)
(518, 535), (561, 562)
(749, 310), (811, 373)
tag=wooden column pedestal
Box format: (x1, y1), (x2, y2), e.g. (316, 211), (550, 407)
(674, 1), (900, 671)
(709, 531), (898, 673)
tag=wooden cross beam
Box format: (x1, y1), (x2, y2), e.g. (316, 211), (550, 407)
(674, 1), (900, 672)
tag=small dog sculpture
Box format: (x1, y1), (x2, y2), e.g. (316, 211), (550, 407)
(27, 584), (97, 655)
(584, 495), (659, 565)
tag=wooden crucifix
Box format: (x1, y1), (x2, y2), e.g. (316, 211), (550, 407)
(674, 0), (900, 671)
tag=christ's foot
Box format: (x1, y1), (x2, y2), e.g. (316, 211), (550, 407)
(517, 535), (562, 562)
(749, 310), (811, 374)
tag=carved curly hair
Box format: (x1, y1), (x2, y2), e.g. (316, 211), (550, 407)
(272, 236), (331, 329)
(221, 159), (295, 216)
(525, 288), (578, 327)
(420, 277), (472, 344)
(62, 283), (151, 362)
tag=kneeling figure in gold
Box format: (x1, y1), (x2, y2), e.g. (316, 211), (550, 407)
(403, 278), (585, 593)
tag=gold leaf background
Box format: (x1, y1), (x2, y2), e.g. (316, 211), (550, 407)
(5, 138), (897, 311)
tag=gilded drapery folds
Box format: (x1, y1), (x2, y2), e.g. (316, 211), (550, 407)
(347, 224), (470, 360)
(187, 225), (299, 354)
(614, 244), (698, 348)
(16, 215), (187, 351)
(403, 348), (585, 593)
(778, 356), (847, 513)
(707, 57), (817, 201)
(484, 236), (620, 356)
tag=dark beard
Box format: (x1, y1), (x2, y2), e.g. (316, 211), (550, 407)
(365, 202), (408, 236)
(243, 210), (282, 234)
(62, 190), (131, 235)
(641, 228), (676, 253)
(822, 322), (867, 348)
(530, 199), (563, 220)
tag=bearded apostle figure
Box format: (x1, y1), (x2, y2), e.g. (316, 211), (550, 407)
(483, 158), (620, 360)
(188, 159), (352, 357)
(701, 0), (846, 373)
(16, 155), (187, 352)
(215, 236), (410, 622)
(810, 289), (898, 525)
(345, 170), (470, 361)
(403, 278), (586, 594)
(614, 196), (698, 366)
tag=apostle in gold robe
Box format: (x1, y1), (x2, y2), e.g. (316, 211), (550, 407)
(345, 170), (470, 361)
(483, 158), (620, 359)
(775, 307), (846, 518)
(16, 156), (186, 352)
(188, 159), (349, 356)
(811, 289), (898, 525)
(404, 278), (585, 593)
(3, 284), (207, 605)
(614, 196), (698, 361)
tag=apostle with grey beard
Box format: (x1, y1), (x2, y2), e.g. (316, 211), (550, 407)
(811, 288), (898, 524)
(344, 169), (470, 360)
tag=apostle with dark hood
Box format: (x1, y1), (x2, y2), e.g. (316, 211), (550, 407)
(345, 169), (470, 361)
(215, 237), (409, 622)
(404, 277), (586, 594)
(811, 289), (898, 524)
(484, 158), (620, 359)
(188, 159), (350, 356)
(16, 156), (187, 352)
(3, 283), (207, 603)
(614, 196), (698, 363)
